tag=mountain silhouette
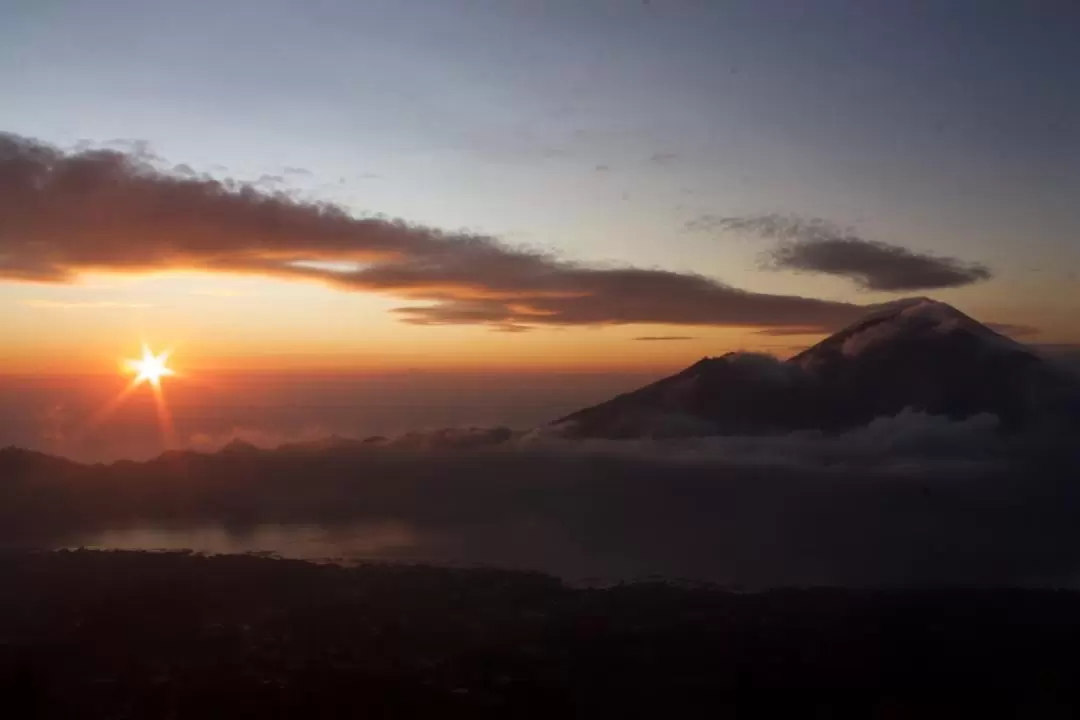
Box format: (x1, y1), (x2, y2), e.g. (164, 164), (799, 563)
(554, 298), (1080, 438)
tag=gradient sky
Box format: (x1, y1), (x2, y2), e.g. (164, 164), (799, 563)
(2, 0), (1078, 375)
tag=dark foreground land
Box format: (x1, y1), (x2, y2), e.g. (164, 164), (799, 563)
(3, 551), (1080, 717)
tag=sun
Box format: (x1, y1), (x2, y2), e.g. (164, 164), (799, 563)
(127, 345), (175, 387)
(82, 344), (181, 449)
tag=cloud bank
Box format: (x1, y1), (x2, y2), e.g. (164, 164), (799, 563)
(702, 214), (992, 292)
(0, 133), (866, 332)
(3, 418), (1079, 587)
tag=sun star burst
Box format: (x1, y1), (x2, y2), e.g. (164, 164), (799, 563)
(129, 345), (174, 387)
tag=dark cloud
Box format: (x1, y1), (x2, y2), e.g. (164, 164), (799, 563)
(594, 164), (611, 173)
(753, 327), (829, 337)
(707, 214), (992, 292)
(757, 321), (1034, 341)
(633, 336), (695, 341)
(769, 239), (993, 291)
(0, 133), (867, 332)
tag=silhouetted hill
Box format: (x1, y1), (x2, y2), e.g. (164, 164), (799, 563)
(555, 298), (1080, 438)
(5, 424), (1080, 587)
(5, 550), (1080, 717)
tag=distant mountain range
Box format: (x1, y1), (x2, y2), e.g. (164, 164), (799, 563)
(553, 298), (1080, 439)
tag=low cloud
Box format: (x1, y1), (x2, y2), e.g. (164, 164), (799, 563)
(535, 410), (1010, 473)
(988, 323), (1041, 339)
(188, 425), (335, 452)
(703, 214), (992, 292)
(4, 417), (1080, 587)
(0, 133), (866, 333)
(753, 327), (828, 337)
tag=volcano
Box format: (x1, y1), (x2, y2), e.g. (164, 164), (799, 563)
(553, 298), (1080, 438)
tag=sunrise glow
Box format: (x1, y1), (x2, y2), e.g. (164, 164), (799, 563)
(127, 346), (175, 388)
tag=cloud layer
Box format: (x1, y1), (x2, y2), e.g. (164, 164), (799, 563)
(4, 420), (1080, 587)
(0, 133), (867, 332)
(704, 214), (992, 292)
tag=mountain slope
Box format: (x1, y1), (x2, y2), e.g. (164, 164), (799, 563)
(554, 298), (1080, 438)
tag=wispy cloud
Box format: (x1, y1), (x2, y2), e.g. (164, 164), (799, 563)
(0, 133), (869, 333)
(692, 213), (992, 292)
(986, 323), (1040, 339)
(683, 214), (731, 235)
(633, 336), (696, 341)
(21, 299), (153, 309)
(753, 327), (829, 337)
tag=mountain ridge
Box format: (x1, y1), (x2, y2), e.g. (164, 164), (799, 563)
(554, 298), (1080, 439)
(4, 299), (1077, 463)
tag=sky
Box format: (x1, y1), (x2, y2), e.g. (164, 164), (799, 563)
(2, 0), (1079, 371)
(1, 0), (1078, 456)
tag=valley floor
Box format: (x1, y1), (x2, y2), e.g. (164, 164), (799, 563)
(2, 550), (1079, 717)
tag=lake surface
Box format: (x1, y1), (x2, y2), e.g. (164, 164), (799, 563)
(69, 523), (421, 563)
(62, 521), (680, 586)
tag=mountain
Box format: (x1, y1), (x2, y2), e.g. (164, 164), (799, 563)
(553, 298), (1080, 438)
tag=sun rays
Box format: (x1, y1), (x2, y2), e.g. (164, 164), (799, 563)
(127, 345), (175, 388)
(82, 345), (180, 448)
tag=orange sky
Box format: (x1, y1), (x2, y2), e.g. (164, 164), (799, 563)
(4, 2), (1080, 381)
(3, 264), (1072, 377)
(1, 268), (820, 376)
